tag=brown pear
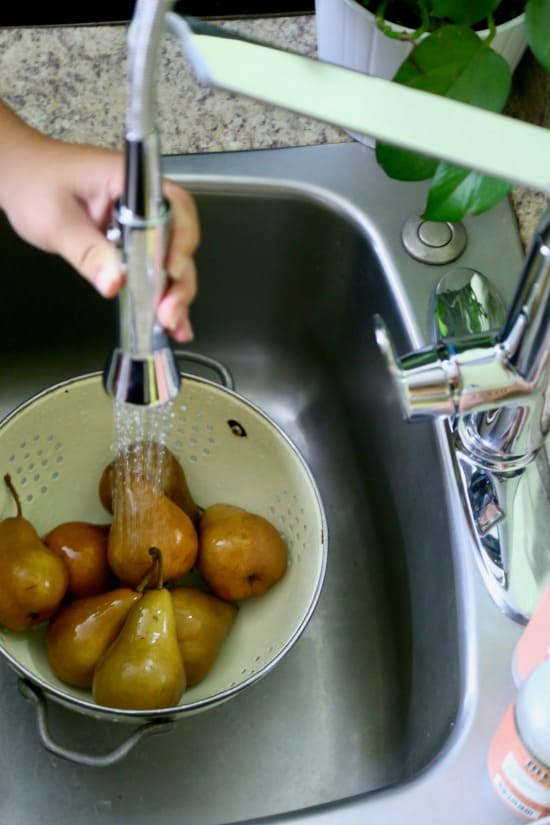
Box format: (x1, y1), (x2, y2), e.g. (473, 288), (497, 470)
(43, 521), (111, 599)
(93, 549), (186, 710)
(171, 587), (238, 686)
(0, 474), (68, 630)
(45, 587), (141, 688)
(99, 441), (199, 523)
(108, 477), (198, 587)
(199, 503), (246, 531)
(197, 504), (287, 601)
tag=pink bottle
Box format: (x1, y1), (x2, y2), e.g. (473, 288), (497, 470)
(513, 582), (550, 686)
(488, 660), (550, 820)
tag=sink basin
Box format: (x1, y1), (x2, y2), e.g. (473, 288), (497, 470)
(0, 143), (526, 824)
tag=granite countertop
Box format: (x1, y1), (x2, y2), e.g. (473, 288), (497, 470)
(0, 15), (548, 246)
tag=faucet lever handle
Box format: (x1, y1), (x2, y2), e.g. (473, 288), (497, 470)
(374, 315), (458, 419)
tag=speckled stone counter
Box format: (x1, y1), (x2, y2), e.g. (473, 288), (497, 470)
(0, 15), (547, 246)
(0, 18), (346, 152)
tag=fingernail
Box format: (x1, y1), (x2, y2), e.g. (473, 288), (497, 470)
(169, 302), (187, 331)
(170, 309), (194, 342)
(183, 318), (194, 341)
(175, 321), (194, 343)
(96, 263), (121, 297)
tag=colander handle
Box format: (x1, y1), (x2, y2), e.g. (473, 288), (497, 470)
(174, 350), (235, 391)
(18, 678), (175, 768)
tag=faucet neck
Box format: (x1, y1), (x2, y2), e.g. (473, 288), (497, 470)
(501, 209), (550, 384)
(122, 134), (164, 220)
(103, 0), (180, 406)
(126, 0), (174, 140)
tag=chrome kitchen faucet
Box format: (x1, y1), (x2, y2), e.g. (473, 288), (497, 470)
(103, 0), (548, 618)
(376, 212), (550, 622)
(103, 0), (180, 406)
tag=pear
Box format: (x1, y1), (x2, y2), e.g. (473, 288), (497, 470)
(0, 474), (68, 630)
(171, 587), (238, 686)
(197, 504), (287, 601)
(99, 441), (199, 523)
(93, 548), (186, 710)
(108, 477), (198, 587)
(199, 503), (246, 531)
(45, 587), (141, 688)
(43, 521), (111, 600)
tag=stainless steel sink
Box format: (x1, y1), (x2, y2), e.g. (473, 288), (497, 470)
(0, 143), (527, 824)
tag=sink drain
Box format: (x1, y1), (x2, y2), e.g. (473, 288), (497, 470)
(402, 216), (467, 264)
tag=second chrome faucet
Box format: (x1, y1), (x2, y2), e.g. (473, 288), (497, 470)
(377, 211), (550, 622)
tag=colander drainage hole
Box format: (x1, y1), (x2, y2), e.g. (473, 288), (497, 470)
(227, 420), (247, 437)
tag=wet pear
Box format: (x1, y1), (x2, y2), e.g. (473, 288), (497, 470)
(171, 587), (238, 686)
(198, 504), (287, 601)
(93, 549), (186, 710)
(44, 521), (111, 599)
(45, 587), (141, 688)
(108, 477), (198, 587)
(99, 441), (199, 523)
(0, 474), (68, 630)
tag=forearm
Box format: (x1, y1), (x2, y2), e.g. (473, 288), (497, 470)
(0, 99), (33, 146)
(0, 101), (51, 211)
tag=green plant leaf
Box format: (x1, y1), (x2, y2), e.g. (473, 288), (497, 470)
(422, 162), (512, 221)
(525, 0), (550, 69)
(376, 26), (511, 183)
(392, 26), (511, 108)
(428, 0), (501, 26)
(375, 144), (438, 181)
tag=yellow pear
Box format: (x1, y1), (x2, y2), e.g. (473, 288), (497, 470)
(93, 548), (186, 710)
(43, 521), (112, 599)
(108, 477), (198, 587)
(45, 587), (141, 688)
(0, 474), (68, 630)
(197, 504), (287, 601)
(171, 587), (238, 685)
(99, 441), (199, 523)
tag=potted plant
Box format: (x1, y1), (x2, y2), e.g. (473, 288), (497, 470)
(316, 0), (550, 221)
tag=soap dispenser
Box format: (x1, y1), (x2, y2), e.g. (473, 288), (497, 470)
(488, 659), (550, 821)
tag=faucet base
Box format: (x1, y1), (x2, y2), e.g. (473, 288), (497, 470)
(450, 423), (550, 623)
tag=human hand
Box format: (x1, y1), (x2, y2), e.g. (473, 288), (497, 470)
(0, 104), (198, 342)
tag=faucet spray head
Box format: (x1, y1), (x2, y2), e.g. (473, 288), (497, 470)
(103, 138), (181, 406)
(103, 343), (180, 406)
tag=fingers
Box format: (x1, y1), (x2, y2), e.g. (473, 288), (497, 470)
(160, 180), (200, 342)
(53, 167), (199, 345)
(157, 257), (198, 343)
(53, 201), (126, 297)
(163, 180), (200, 265)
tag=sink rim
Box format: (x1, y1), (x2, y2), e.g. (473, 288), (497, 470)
(162, 148), (524, 824)
(0, 143), (525, 824)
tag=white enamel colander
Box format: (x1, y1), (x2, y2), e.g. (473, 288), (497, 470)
(0, 357), (327, 765)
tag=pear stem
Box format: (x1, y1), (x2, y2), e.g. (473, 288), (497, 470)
(135, 558), (156, 593)
(4, 474), (22, 518)
(148, 546), (164, 589)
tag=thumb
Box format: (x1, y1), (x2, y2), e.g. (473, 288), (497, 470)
(55, 208), (125, 298)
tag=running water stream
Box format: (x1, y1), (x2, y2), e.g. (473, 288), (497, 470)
(110, 400), (175, 554)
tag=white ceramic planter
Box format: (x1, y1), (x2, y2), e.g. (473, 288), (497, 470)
(315, 0), (527, 145)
